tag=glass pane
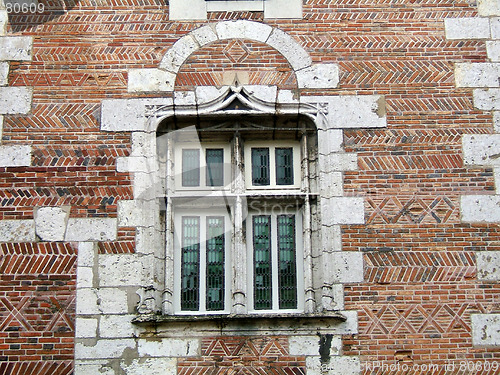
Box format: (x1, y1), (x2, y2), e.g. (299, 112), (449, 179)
(206, 149), (224, 187)
(206, 216), (225, 311)
(251, 148), (270, 186)
(277, 215), (297, 309)
(276, 148), (294, 185)
(253, 215), (272, 310)
(181, 216), (200, 311)
(182, 149), (200, 187)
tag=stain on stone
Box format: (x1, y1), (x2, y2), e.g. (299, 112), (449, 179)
(319, 334), (333, 364)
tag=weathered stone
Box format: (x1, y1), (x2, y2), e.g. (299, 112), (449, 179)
(78, 242), (97, 268)
(495, 111), (500, 133)
(169, 0), (207, 20)
(319, 171), (343, 198)
(116, 156), (159, 173)
(477, 251), (500, 281)
(65, 218), (117, 242)
(495, 167), (500, 193)
(120, 358), (177, 375)
(478, 0), (500, 16)
(317, 129), (344, 154)
(461, 195), (500, 223)
(462, 134), (500, 167)
(130, 132), (156, 158)
(100, 314), (137, 338)
(137, 338), (200, 357)
(321, 225), (342, 253)
(0, 219), (35, 242)
(74, 360), (115, 375)
(75, 339), (136, 360)
(491, 16), (500, 39)
(471, 314), (500, 347)
(444, 18), (491, 40)
(135, 226), (159, 255)
(0, 115), (3, 142)
(75, 318), (98, 339)
(487, 41), (500, 62)
(306, 355), (361, 375)
(329, 252), (364, 283)
(99, 254), (149, 287)
(76, 267), (93, 289)
(191, 25), (218, 47)
(0, 61), (8, 86)
(321, 197), (365, 225)
(473, 88), (500, 110)
(128, 68), (176, 92)
(289, 335), (342, 356)
(455, 63), (500, 88)
(76, 288), (129, 315)
(265, 0), (302, 19)
(319, 154), (358, 173)
(34, 206), (70, 241)
(0, 145), (32, 166)
(207, 0), (263, 12)
(196, 86), (229, 105)
(160, 35), (199, 73)
(243, 85), (278, 104)
(267, 27), (311, 71)
(0, 36), (32, 60)
(0, 87), (32, 114)
(296, 64), (339, 89)
(215, 20), (273, 44)
(0, 10), (7, 35)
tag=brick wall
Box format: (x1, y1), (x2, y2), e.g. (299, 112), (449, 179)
(0, 0), (499, 374)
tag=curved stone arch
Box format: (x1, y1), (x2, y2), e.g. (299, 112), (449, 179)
(128, 20), (339, 92)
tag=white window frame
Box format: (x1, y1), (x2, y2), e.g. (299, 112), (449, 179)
(169, 0), (302, 20)
(246, 207), (304, 313)
(174, 142), (231, 192)
(173, 209), (232, 315)
(244, 141), (301, 190)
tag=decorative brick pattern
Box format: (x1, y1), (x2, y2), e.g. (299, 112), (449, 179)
(177, 336), (306, 374)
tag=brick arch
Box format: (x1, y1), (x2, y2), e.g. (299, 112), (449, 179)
(159, 20), (311, 75)
(175, 38), (297, 91)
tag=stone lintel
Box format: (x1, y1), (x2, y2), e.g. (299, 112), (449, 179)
(477, 251), (500, 281)
(461, 195), (500, 223)
(462, 134), (500, 167)
(0, 86), (33, 114)
(445, 18), (491, 40)
(0, 35), (33, 60)
(471, 314), (500, 347)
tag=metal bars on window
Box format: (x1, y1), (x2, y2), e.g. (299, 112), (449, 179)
(181, 217), (201, 311)
(206, 149), (224, 187)
(252, 215), (272, 310)
(251, 148), (270, 186)
(275, 147), (294, 185)
(206, 216), (225, 311)
(277, 214), (297, 309)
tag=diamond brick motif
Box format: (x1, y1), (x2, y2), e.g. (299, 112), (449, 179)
(223, 40), (250, 63)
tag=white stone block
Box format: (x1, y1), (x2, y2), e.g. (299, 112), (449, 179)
(477, 251), (500, 281)
(319, 171), (343, 198)
(296, 64), (339, 89)
(0, 87), (32, 114)
(75, 339), (136, 360)
(100, 314), (137, 338)
(277, 89), (299, 104)
(0, 219), (35, 242)
(491, 17), (500, 39)
(243, 85), (278, 104)
(321, 197), (365, 225)
(461, 195), (500, 223)
(169, 0), (207, 20)
(307, 356), (361, 375)
(265, 0), (302, 19)
(0, 61), (8, 86)
(330, 252), (364, 283)
(478, 0), (500, 16)
(174, 90), (197, 107)
(116, 156), (159, 173)
(75, 360), (115, 375)
(207, 1), (263, 12)
(487, 41), (500, 62)
(160, 35), (198, 74)
(34, 206), (70, 241)
(0, 115), (3, 142)
(121, 358), (177, 375)
(455, 63), (500, 88)
(97, 288), (129, 314)
(133, 172), (162, 200)
(76, 267), (93, 289)
(75, 318), (98, 339)
(101, 99), (146, 132)
(474, 88), (500, 110)
(216, 20), (273, 44)
(191, 25), (218, 47)
(78, 242), (96, 268)
(321, 225), (342, 253)
(76, 288), (99, 315)
(0, 36), (32, 60)
(128, 68), (176, 93)
(99, 254), (149, 287)
(318, 129), (344, 154)
(289, 336), (320, 356)
(65, 218), (117, 242)
(495, 167), (500, 193)
(136, 226), (159, 255)
(130, 132), (156, 158)
(0, 145), (32, 166)
(471, 314), (500, 347)
(319, 154), (358, 173)
(331, 95), (386, 129)
(138, 338), (200, 357)
(196, 86), (228, 106)
(267, 27), (311, 71)
(0, 10), (7, 36)
(462, 134), (500, 167)
(445, 18), (491, 40)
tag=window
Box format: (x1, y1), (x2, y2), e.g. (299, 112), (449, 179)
(174, 210), (231, 314)
(248, 210), (303, 312)
(174, 142), (231, 191)
(164, 117), (314, 315)
(245, 141), (301, 190)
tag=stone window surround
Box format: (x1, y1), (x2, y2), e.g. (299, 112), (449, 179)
(169, 0), (302, 20)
